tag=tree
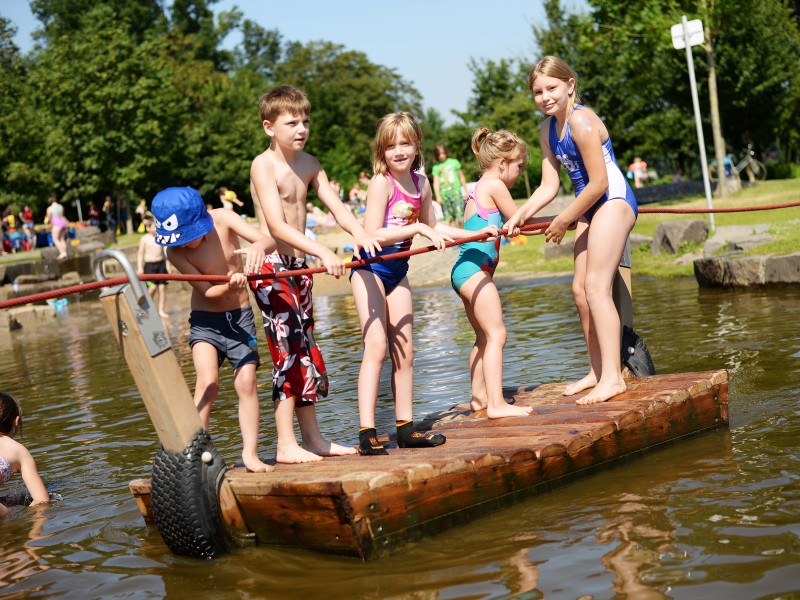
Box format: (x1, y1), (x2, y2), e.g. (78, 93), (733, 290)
(0, 17), (53, 211)
(28, 4), (185, 211)
(530, 0), (800, 179)
(274, 40), (423, 188)
(30, 0), (166, 44)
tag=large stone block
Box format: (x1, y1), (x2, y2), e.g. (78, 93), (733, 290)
(652, 219), (709, 255)
(765, 253), (800, 284)
(694, 255), (767, 287)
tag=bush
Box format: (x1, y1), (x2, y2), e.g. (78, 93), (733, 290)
(765, 160), (800, 180)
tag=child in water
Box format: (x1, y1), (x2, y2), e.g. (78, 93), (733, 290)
(505, 56), (638, 405)
(0, 392), (49, 519)
(350, 112), (497, 455)
(451, 128), (533, 419)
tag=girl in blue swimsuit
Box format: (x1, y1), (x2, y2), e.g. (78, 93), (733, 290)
(0, 392), (49, 519)
(451, 128), (533, 419)
(505, 56), (638, 406)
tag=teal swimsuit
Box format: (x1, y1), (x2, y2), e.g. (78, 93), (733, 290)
(450, 180), (504, 293)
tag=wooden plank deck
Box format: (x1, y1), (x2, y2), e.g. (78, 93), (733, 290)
(130, 369), (729, 559)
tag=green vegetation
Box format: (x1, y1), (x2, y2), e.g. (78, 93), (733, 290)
(0, 0), (798, 222)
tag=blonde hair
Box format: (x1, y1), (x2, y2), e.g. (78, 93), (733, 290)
(529, 56), (580, 114)
(470, 127), (528, 173)
(259, 85), (311, 123)
(372, 112), (423, 176)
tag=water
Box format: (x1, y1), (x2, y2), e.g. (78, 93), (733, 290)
(1, 276), (799, 599)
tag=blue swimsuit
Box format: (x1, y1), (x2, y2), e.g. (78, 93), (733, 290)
(450, 180), (504, 293)
(350, 172), (422, 294)
(549, 106), (638, 222)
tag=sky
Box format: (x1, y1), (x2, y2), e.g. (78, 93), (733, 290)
(1, 0), (588, 124)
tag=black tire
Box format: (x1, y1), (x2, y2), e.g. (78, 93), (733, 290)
(151, 429), (229, 559)
(621, 326), (656, 377)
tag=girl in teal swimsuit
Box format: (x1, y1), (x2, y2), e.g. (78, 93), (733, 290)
(451, 128), (533, 419)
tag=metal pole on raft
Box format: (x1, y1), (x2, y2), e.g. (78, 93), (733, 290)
(93, 249), (248, 558)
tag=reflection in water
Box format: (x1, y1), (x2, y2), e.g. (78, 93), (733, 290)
(0, 505), (51, 588)
(0, 278), (798, 598)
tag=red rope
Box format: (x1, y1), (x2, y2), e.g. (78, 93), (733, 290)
(2, 200), (798, 311)
(639, 201), (800, 213)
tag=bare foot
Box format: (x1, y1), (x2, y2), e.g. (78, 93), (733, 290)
(56, 254), (68, 260)
(564, 373), (597, 396)
(159, 311), (169, 319)
(242, 453), (274, 473)
(276, 443), (322, 464)
(305, 439), (358, 457)
(487, 403), (533, 419)
(576, 380), (626, 405)
(470, 398), (488, 412)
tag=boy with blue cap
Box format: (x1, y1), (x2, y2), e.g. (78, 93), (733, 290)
(151, 186), (276, 473)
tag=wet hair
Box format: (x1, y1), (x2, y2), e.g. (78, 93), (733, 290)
(470, 127), (528, 173)
(0, 392), (21, 436)
(372, 112), (423, 176)
(259, 85), (311, 124)
(529, 55), (580, 114)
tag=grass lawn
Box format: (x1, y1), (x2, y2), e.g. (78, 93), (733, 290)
(499, 178), (800, 279)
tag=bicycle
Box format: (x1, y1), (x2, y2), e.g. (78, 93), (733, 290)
(708, 143), (767, 182)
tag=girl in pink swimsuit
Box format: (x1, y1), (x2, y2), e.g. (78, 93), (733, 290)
(0, 392), (49, 519)
(350, 112), (497, 455)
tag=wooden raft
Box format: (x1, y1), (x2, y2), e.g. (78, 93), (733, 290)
(130, 369), (728, 559)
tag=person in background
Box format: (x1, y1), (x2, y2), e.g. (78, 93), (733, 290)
(134, 198), (148, 232)
(219, 186), (245, 212)
(137, 218), (170, 319)
(87, 201), (100, 228)
(102, 195), (116, 238)
(19, 204), (36, 250)
(432, 143), (468, 226)
(45, 196), (69, 260)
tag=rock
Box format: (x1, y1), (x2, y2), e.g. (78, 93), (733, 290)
(629, 233), (652, 252)
(765, 253), (800, 284)
(543, 237), (574, 260)
(695, 252), (800, 287)
(652, 219), (709, 255)
(1, 304), (57, 331)
(75, 225), (104, 242)
(703, 224), (772, 257)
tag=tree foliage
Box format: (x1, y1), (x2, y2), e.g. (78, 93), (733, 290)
(2, 0), (798, 217)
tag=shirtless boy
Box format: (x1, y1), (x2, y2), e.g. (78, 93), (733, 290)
(136, 219), (170, 319)
(151, 186), (276, 473)
(249, 84), (380, 464)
